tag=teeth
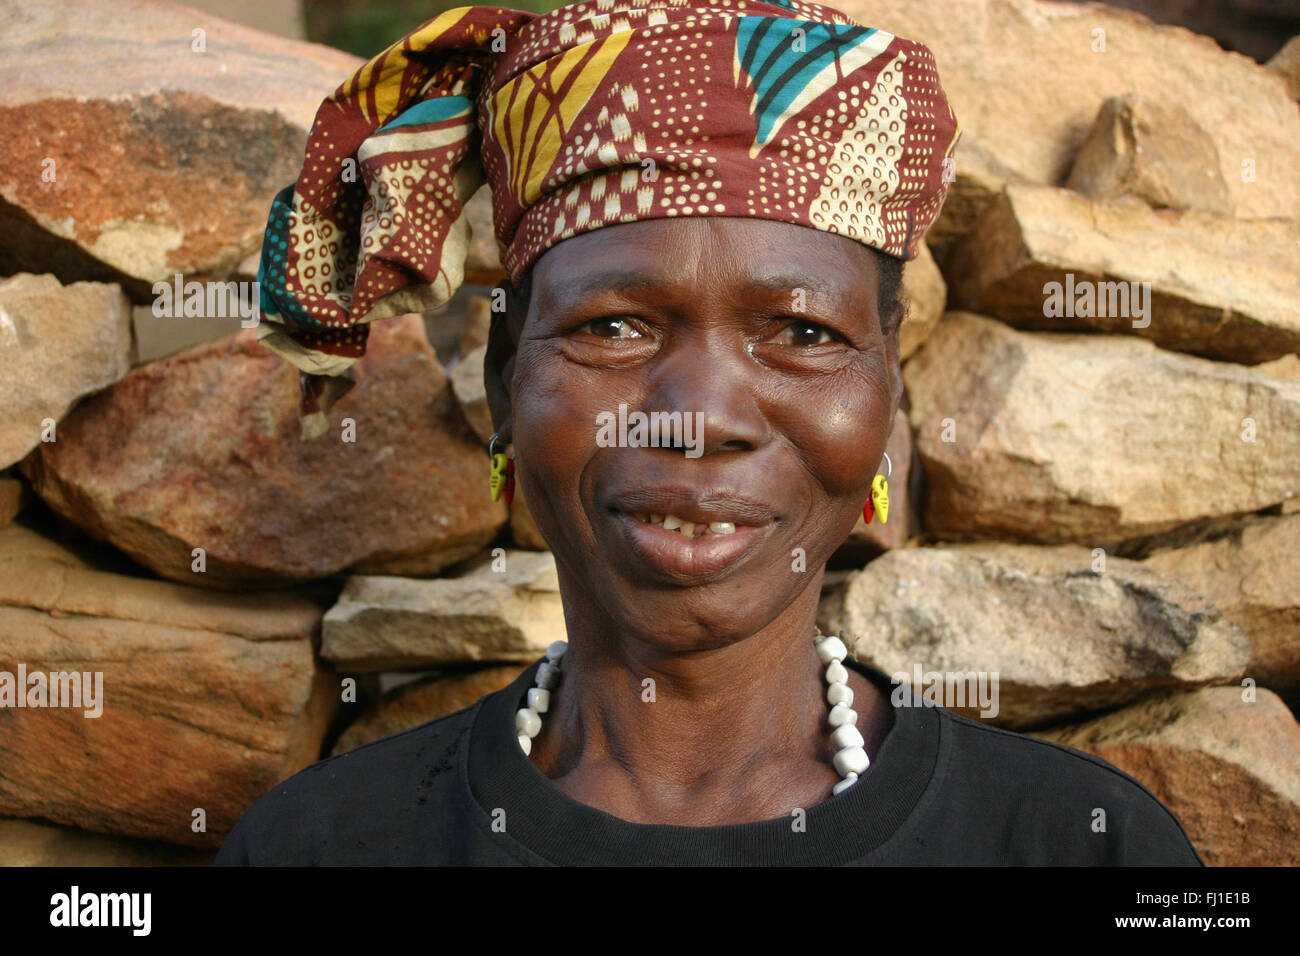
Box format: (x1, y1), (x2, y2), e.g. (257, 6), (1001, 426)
(632, 512), (738, 538)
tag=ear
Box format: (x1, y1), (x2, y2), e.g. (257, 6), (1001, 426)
(483, 275), (528, 443)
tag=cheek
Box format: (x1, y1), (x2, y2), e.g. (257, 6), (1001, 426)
(508, 348), (617, 519)
(775, 360), (893, 497)
(512, 351), (578, 474)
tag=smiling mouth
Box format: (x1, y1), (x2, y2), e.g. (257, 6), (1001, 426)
(611, 508), (774, 584)
(627, 512), (739, 540)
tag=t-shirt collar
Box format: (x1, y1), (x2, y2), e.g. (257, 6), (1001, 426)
(465, 653), (940, 865)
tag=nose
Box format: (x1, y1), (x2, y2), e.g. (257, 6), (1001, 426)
(638, 326), (770, 456)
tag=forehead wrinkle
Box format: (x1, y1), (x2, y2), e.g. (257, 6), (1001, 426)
(532, 220), (876, 317)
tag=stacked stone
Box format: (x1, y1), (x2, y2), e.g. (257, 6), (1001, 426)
(0, 0), (1295, 866)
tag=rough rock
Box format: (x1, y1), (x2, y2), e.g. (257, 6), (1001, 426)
(836, 0), (1300, 250)
(0, 477), (27, 528)
(331, 665), (525, 755)
(1142, 513), (1300, 696)
(0, 0), (362, 296)
(945, 185), (1300, 363)
(1065, 94), (1231, 214)
(464, 187), (505, 285)
(1099, 1), (1300, 65)
(0, 524), (336, 847)
(1036, 686), (1300, 866)
(903, 312), (1300, 546)
(899, 242), (945, 361)
(0, 817), (214, 866)
(188, 0), (306, 42)
(0, 83), (304, 294)
(449, 345), (494, 444)
(458, 295), (494, 359)
(1258, 353), (1300, 384)
(818, 542), (1250, 728)
(322, 549), (565, 672)
(0, 274), (133, 469)
(19, 315), (505, 588)
(1267, 34), (1300, 100)
(131, 302), (247, 366)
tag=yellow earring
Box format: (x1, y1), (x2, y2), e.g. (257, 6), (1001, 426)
(488, 433), (515, 505)
(864, 451), (891, 524)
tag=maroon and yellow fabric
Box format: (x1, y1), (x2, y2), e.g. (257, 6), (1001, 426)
(256, 0), (960, 436)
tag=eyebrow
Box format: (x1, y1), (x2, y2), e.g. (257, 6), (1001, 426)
(543, 270), (663, 311)
(741, 274), (847, 305)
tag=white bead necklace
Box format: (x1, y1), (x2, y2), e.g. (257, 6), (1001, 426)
(515, 631), (869, 797)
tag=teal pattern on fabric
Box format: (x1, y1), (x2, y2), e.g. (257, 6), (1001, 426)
(736, 19), (878, 146)
(258, 185), (327, 329)
(375, 95), (472, 133)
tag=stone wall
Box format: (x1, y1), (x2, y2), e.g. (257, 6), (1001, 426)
(0, 0), (1295, 865)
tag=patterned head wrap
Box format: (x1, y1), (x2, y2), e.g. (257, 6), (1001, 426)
(257, 0), (960, 436)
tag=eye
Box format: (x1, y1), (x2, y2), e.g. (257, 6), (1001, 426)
(772, 319), (841, 347)
(576, 316), (643, 339)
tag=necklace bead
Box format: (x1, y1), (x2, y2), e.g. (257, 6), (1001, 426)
(515, 632), (869, 797)
(828, 703), (857, 727)
(831, 723), (865, 751)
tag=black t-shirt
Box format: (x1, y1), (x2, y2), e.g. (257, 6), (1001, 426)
(214, 656), (1204, 865)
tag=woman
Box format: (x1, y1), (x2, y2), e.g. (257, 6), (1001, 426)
(217, 0), (1203, 865)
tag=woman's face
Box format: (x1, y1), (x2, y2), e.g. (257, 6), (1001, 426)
(486, 216), (901, 652)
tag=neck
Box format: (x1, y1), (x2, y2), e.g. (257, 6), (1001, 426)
(528, 587), (873, 825)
